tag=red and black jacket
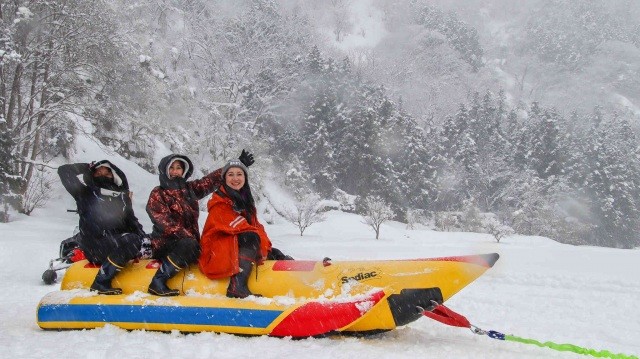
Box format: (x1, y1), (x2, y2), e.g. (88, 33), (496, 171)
(146, 154), (222, 253)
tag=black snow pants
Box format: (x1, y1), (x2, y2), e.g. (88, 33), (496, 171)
(80, 232), (143, 267)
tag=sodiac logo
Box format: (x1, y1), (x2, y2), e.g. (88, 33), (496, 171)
(340, 268), (381, 284)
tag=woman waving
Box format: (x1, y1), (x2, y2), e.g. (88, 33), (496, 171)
(199, 160), (273, 298)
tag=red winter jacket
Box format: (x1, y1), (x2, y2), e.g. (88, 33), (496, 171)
(146, 154), (222, 255)
(199, 186), (272, 279)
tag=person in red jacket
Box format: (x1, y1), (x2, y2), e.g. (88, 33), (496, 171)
(146, 151), (254, 296)
(199, 160), (278, 298)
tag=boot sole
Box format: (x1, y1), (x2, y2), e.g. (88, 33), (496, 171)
(90, 288), (122, 295)
(148, 287), (180, 297)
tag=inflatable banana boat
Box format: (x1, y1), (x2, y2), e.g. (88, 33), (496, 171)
(37, 253), (499, 337)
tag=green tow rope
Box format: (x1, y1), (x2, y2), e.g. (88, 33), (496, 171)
(483, 329), (638, 359)
(423, 303), (638, 359)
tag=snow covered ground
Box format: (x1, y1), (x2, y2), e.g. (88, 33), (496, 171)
(1, 137), (639, 358)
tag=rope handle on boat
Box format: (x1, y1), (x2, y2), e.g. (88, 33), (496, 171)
(421, 301), (638, 359)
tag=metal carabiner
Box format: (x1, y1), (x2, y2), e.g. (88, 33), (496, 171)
(470, 324), (487, 336)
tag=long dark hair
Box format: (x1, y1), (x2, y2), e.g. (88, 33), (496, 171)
(223, 182), (256, 223)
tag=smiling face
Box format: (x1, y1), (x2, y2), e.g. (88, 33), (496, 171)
(168, 160), (184, 179)
(225, 167), (246, 191)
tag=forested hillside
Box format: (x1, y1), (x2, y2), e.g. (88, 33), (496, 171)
(2, 0), (639, 248)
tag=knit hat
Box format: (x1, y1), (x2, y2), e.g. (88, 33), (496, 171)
(221, 159), (248, 179)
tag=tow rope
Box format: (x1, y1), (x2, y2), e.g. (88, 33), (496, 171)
(421, 302), (638, 359)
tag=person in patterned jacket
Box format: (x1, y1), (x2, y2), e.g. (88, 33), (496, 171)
(145, 151), (254, 296)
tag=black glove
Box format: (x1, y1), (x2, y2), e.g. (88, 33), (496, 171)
(267, 247), (293, 260)
(239, 149), (255, 167)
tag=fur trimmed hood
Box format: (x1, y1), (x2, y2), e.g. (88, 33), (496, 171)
(157, 154), (194, 189)
(85, 160), (129, 191)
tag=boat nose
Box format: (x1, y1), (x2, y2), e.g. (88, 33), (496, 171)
(481, 253), (500, 267)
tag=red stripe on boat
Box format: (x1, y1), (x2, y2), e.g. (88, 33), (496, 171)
(406, 253), (499, 268)
(270, 290), (385, 337)
(271, 261), (316, 271)
(428, 256), (489, 267)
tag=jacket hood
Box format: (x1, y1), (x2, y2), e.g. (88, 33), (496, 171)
(158, 154), (194, 189)
(85, 160), (129, 191)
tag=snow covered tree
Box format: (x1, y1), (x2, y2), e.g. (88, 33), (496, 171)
(580, 113), (640, 248)
(282, 193), (326, 236)
(416, 5), (483, 71)
(529, 109), (564, 179)
(475, 91), (513, 210)
(1, 0), (157, 208)
(0, 120), (22, 222)
(405, 208), (430, 230)
(519, 0), (640, 74)
(20, 167), (54, 215)
(301, 92), (338, 196)
(334, 86), (391, 197)
(362, 196), (394, 240)
(505, 172), (557, 236)
(395, 115), (438, 209)
(307, 46), (325, 74)
(485, 216), (514, 243)
(459, 199), (483, 233)
(437, 103), (480, 210)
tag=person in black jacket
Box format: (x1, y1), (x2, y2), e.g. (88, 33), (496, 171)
(58, 160), (145, 295)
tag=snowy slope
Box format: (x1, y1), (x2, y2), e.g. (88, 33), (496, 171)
(1, 137), (639, 358)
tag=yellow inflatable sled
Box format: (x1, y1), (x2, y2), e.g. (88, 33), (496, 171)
(37, 253), (499, 337)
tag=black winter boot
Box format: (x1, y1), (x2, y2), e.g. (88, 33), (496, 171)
(90, 258), (123, 295)
(148, 257), (182, 296)
(226, 256), (255, 298)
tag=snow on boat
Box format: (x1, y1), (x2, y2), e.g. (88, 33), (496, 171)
(37, 253), (499, 336)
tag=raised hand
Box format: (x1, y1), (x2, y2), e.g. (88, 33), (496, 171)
(238, 149), (255, 167)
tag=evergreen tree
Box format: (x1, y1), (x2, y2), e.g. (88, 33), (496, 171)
(511, 102), (542, 172)
(436, 104), (472, 210)
(301, 92), (338, 195)
(444, 103), (476, 169)
(530, 109), (564, 179)
(504, 110), (520, 143)
(441, 110), (462, 158)
(524, 0), (635, 70)
(416, 5), (484, 71)
(395, 112), (438, 209)
(335, 87), (383, 195)
(583, 114), (640, 248)
(476, 91), (513, 211)
(307, 45), (324, 75)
